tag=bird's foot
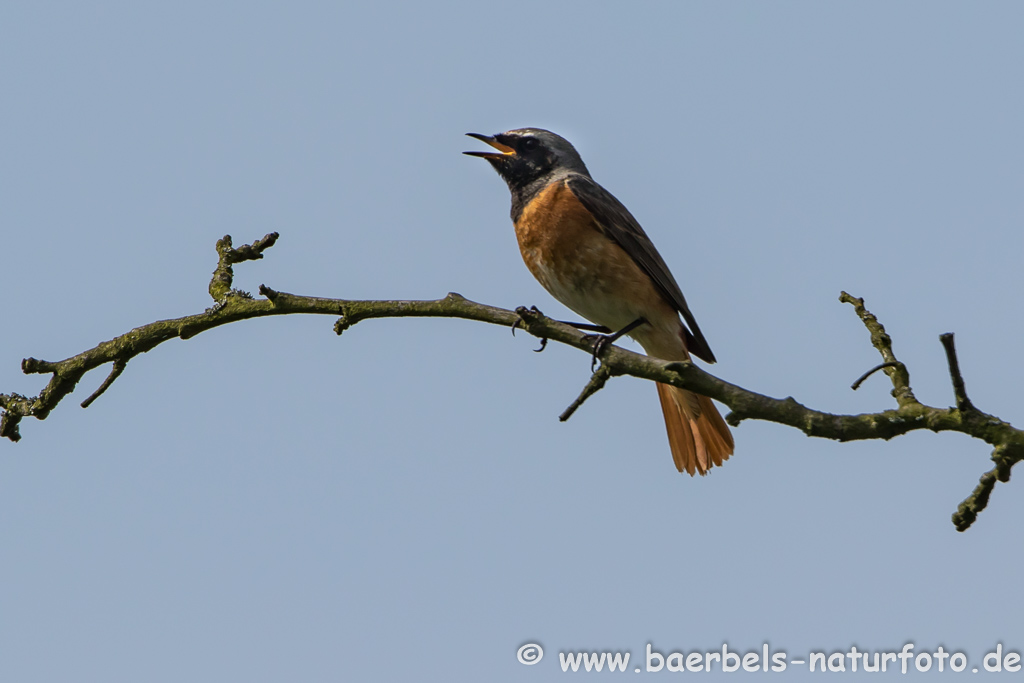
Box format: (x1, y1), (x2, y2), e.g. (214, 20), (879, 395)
(512, 306), (549, 352)
(581, 317), (647, 371)
(580, 333), (613, 371)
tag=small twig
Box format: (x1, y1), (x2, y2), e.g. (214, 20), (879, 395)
(228, 232), (279, 262)
(210, 232), (279, 301)
(851, 362), (900, 390)
(0, 397), (27, 442)
(952, 468), (997, 532)
(840, 292), (917, 406)
(559, 364), (614, 422)
(80, 359), (128, 408)
(939, 333), (974, 412)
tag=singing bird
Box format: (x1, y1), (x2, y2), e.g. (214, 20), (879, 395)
(465, 128), (733, 475)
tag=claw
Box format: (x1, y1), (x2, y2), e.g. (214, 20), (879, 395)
(513, 306), (548, 351)
(591, 336), (608, 370)
(581, 317), (647, 372)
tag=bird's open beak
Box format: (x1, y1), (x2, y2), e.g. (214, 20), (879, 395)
(463, 133), (516, 159)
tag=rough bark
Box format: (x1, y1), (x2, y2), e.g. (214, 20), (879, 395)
(3, 234), (1019, 531)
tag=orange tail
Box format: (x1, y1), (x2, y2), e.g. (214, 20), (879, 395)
(656, 383), (734, 476)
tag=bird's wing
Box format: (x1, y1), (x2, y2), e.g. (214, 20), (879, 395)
(565, 174), (716, 363)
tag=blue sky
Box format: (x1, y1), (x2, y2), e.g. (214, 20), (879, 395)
(2, 2), (1022, 680)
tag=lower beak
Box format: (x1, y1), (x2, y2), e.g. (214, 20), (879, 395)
(463, 133), (516, 159)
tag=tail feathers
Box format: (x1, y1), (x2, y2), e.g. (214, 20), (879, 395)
(656, 383), (734, 476)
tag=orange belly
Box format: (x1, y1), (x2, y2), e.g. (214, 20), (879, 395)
(514, 180), (686, 360)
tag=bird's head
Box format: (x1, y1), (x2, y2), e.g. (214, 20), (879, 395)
(464, 128), (590, 190)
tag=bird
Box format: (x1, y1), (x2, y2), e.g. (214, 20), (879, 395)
(465, 128), (733, 475)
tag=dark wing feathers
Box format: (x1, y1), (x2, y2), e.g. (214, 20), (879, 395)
(565, 174), (716, 363)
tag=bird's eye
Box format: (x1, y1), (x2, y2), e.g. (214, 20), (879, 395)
(522, 137), (539, 151)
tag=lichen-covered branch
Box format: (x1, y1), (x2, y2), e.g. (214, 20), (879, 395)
(839, 292), (916, 406)
(209, 232), (279, 301)
(2, 234), (1021, 532)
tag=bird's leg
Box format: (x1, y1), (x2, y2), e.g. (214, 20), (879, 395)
(536, 321), (606, 352)
(513, 307), (612, 353)
(582, 317), (646, 371)
(560, 321), (612, 333)
(515, 317), (608, 335)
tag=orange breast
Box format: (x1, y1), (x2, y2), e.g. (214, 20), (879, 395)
(513, 179), (681, 351)
(514, 180), (598, 293)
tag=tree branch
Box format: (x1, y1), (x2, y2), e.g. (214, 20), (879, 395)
(939, 332), (975, 412)
(3, 234), (1021, 531)
(559, 363), (615, 422)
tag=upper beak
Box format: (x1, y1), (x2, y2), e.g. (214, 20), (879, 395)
(463, 133), (516, 159)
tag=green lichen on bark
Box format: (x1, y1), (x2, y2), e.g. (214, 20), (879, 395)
(2, 233), (1021, 531)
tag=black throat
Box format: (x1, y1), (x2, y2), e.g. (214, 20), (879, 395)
(507, 174), (555, 224)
